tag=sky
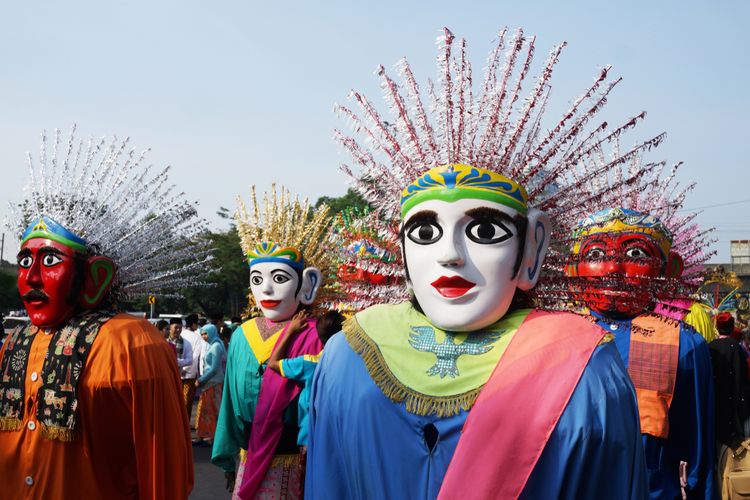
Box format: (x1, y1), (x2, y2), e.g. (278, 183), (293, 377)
(0, 0), (747, 262)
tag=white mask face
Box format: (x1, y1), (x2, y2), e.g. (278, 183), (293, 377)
(402, 198), (523, 332)
(249, 261), (301, 321)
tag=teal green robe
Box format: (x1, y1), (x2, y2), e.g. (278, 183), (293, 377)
(211, 325), (263, 473)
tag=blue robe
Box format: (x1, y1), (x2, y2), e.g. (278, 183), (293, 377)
(306, 332), (648, 499)
(592, 313), (717, 500)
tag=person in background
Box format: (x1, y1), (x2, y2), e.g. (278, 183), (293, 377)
(155, 319), (169, 338)
(268, 311), (343, 454)
(182, 313), (207, 422)
(156, 319), (175, 355)
(710, 313), (750, 449)
(195, 324), (228, 447)
(168, 317), (192, 371)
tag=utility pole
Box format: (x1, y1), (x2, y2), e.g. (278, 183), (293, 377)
(1, 233), (4, 263)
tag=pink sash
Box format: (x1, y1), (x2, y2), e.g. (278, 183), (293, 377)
(438, 311), (604, 499)
(237, 318), (322, 499)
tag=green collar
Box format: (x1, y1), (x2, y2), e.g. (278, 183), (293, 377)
(344, 302), (531, 417)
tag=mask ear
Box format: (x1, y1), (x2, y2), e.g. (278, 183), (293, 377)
(666, 250), (684, 278)
(517, 208), (551, 291)
(79, 256), (115, 308)
(298, 267), (323, 305)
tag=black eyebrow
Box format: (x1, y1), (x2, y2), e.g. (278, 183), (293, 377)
(465, 207), (518, 227)
(402, 210), (438, 229)
(37, 246), (69, 258)
(581, 236), (608, 247)
(17, 246), (68, 259)
(271, 268), (293, 276)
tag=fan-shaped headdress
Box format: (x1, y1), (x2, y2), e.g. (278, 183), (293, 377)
(6, 126), (214, 299)
(322, 207), (406, 312)
(334, 27), (712, 309)
(235, 185), (334, 306)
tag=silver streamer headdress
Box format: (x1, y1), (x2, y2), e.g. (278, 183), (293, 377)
(6, 126), (215, 299)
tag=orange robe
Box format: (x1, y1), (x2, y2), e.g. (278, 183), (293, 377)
(0, 313), (194, 499)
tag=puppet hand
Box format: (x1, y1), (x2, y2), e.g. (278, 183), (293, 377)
(225, 471), (236, 492)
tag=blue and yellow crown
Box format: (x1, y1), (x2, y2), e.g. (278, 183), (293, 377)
(20, 216), (88, 253)
(570, 208), (674, 259)
(400, 164), (528, 217)
(247, 241), (304, 270)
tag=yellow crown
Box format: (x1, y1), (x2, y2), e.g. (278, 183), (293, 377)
(235, 184), (333, 274)
(400, 164), (528, 217)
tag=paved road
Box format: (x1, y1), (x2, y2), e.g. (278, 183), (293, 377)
(189, 405), (232, 499)
(190, 440), (231, 499)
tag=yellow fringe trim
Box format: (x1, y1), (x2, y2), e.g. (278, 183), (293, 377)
(0, 417), (23, 432)
(343, 316), (484, 418)
(270, 454), (301, 468)
(599, 333), (615, 345)
(40, 423), (76, 442)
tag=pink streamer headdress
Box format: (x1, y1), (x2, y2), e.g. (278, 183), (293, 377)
(334, 27), (714, 310)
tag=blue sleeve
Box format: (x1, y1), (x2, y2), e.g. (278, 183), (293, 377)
(305, 333), (351, 500)
(198, 346), (218, 384)
(522, 341), (649, 500)
(280, 355), (305, 381)
(177, 339), (192, 368)
(682, 329), (717, 499)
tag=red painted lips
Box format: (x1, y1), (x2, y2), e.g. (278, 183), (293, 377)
(260, 300), (282, 309)
(431, 276), (476, 298)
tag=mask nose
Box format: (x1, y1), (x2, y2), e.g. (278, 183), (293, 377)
(599, 258), (624, 275)
(436, 232), (465, 268)
(25, 256), (43, 288)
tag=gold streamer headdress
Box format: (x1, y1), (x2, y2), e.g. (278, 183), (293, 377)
(235, 185), (334, 309)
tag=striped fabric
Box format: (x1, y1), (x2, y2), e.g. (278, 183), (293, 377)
(628, 314), (680, 438)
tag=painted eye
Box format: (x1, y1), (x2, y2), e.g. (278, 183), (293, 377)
(42, 254), (63, 267)
(583, 248), (606, 260)
(18, 256), (33, 268)
(465, 220), (512, 244)
(406, 223), (443, 245)
(272, 273), (291, 284)
(250, 275), (263, 286)
(625, 247), (650, 260)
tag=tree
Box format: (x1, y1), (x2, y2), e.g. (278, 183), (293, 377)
(315, 188), (369, 213)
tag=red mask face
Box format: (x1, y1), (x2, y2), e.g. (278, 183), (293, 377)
(17, 238), (80, 329)
(573, 233), (665, 319)
(337, 264), (388, 285)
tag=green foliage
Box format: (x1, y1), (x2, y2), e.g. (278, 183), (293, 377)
(315, 188), (369, 214)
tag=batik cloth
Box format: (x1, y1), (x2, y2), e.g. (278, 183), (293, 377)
(255, 454), (304, 500)
(197, 383), (223, 440)
(0, 310), (113, 441)
(183, 378), (197, 420)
